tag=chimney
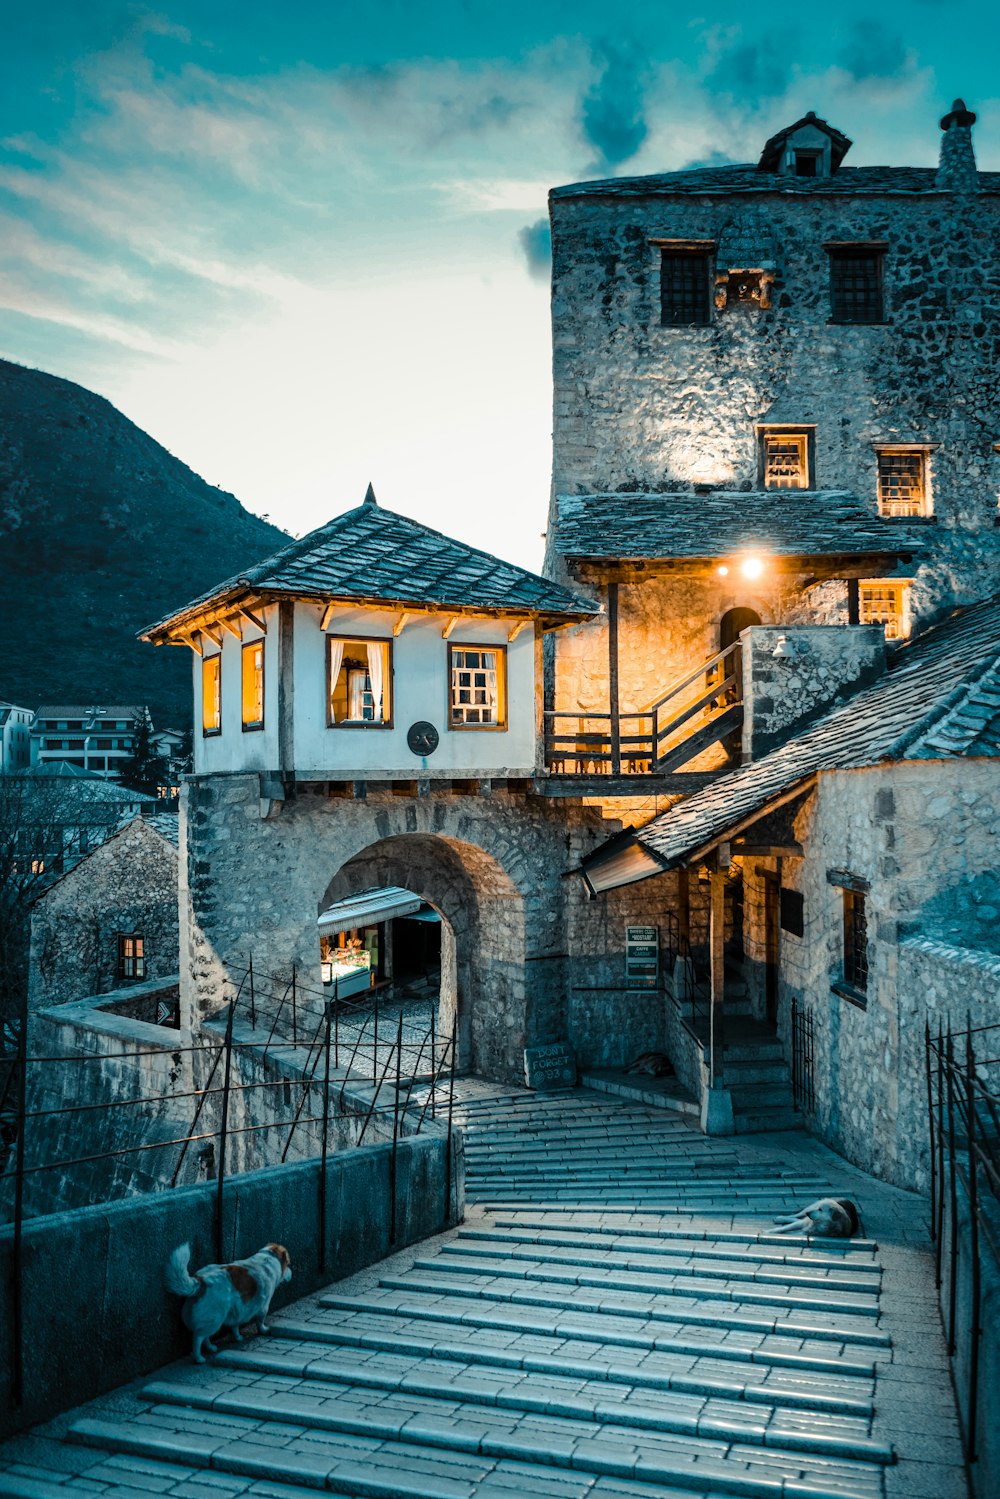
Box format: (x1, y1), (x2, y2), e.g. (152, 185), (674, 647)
(936, 98), (978, 192)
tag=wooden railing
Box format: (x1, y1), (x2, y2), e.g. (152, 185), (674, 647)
(544, 641), (743, 777)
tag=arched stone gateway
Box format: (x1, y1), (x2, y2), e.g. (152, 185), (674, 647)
(321, 834), (527, 1077)
(180, 775), (586, 1084)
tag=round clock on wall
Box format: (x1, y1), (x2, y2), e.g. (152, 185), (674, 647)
(407, 721), (439, 757)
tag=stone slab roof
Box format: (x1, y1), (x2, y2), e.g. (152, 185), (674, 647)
(551, 165), (1000, 200)
(554, 491), (930, 561)
(143, 488), (598, 639)
(140, 811), (181, 848)
(630, 593), (1000, 871)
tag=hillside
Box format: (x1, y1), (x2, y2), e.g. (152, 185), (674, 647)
(0, 359), (288, 727)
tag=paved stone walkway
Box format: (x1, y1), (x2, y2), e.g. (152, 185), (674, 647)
(0, 1084), (967, 1499)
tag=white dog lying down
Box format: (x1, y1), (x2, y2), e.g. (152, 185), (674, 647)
(165, 1242), (292, 1362)
(772, 1198), (863, 1239)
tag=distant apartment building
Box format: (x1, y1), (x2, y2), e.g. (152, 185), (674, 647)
(29, 705), (150, 779)
(0, 700), (33, 771)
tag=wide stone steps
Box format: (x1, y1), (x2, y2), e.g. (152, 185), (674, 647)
(13, 1080), (948, 1499)
(265, 1314), (877, 1414)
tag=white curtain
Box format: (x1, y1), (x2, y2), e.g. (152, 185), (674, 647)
(328, 640), (344, 722)
(483, 651), (498, 721)
(367, 642), (385, 721)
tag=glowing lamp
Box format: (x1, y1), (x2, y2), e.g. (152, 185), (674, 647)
(740, 555), (765, 580)
(717, 564), (729, 577)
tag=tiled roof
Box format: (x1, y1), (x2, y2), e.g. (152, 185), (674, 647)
(33, 706), (144, 721)
(554, 491), (930, 561)
(551, 165), (1000, 200)
(630, 593), (1000, 871)
(142, 489), (598, 638)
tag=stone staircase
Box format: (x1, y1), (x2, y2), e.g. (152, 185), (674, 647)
(0, 1083), (966, 1499)
(684, 979), (801, 1133)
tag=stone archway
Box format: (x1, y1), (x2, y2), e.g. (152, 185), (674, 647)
(320, 833), (527, 1080)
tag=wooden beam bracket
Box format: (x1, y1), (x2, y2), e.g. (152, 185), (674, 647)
(393, 612), (412, 637)
(442, 617), (459, 640)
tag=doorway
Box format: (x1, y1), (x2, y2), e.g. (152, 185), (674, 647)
(762, 872), (780, 1027)
(719, 607), (762, 653)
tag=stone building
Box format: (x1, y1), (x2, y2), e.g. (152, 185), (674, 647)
(27, 812), (179, 1011)
(141, 100), (1000, 1190)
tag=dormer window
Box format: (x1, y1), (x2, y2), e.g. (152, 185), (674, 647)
(757, 112), (851, 179)
(793, 150), (820, 177)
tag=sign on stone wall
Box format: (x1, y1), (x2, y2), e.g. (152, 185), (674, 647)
(625, 924), (659, 990)
(524, 1041), (577, 1090)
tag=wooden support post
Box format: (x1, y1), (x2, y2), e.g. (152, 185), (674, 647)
(709, 869), (725, 1088)
(278, 600), (295, 777)
(847, 578), (860, 625)
(608, 581), (620, 777)
(700, 864), (735, 1136)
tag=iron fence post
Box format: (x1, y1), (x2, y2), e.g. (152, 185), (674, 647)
(291, 962), (298, 1047)
(215, 995), (235, 1264)
(334, 977), (339, 1067)
(935, 1021), (945, 1291)
(965, 1024), (980, 1462)
(319, 997), (333, 1274)
(925, 1021), (937, 1244)
(946, 1026), (958, 1356)
(444, 1029), (457, 1228)
(390, 1009), (403, 1244)
(430, 1006), (437, 1120)
(373, 987), (379, 1084)
(249, 955), (256, 1030)
(11, 988), (29, 1407)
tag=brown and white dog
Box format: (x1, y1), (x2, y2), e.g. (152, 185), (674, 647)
(165, 1242), (292, 1362)
(772, 1198), (863, 1239)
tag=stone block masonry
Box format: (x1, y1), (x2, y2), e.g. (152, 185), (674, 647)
(181, 774), (692, 1082)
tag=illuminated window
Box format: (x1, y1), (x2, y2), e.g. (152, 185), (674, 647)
(241, 639), (264, 731)
(118, 933), (146, 980)
(828, 246), (884, 324)
(761, 429), (811, 489)
(859, 581), (909, 640)
(876, 448), (930, 517)
(449, 645), (506, 729)
(660, 250), (711, 326)
(327, 637), (392, 726)
(202, 654), (221, 736)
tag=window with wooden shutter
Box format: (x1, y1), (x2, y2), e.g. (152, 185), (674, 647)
(859, 581), (909, 640)
(760, 429), (811, 489)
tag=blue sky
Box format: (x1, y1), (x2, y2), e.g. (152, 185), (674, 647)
(2, 1), (997, 567)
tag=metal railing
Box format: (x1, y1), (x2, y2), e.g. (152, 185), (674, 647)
(544, 641), (742, 776)
(790, 998), (816, 1113)
(925, 1018), (1000, 1465)
(3, 960), (456, 1409)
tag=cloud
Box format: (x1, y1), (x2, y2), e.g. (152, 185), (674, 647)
(580, 41), (648, 173)
(835, 21), (912, 83)
(517, 218), (550, 280)
(705, 29), (798, 108)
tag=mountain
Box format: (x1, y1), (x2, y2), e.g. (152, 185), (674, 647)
(0, 359), (288, 727)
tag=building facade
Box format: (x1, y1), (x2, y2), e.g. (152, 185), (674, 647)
(0, 701), (32, 771)
(149, 101), (1000, 1190)
(30, 705), (151, 780)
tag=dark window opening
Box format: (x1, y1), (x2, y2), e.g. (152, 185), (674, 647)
(842, 889), (868, 994)
(829, 248), (884, 324)
(794, 152), (818, 177)
(780, 888), (804, 937)
(660, 251), (711, 326)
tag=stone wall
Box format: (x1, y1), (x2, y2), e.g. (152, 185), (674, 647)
(741, 624), (886, 760)
(27, 817), (178, 1010)
(0, 1123), (460, 1439)
(770, 757), (1000, 1189)
(181, 773), (702, 1083)
(545, 172), (1000, 717)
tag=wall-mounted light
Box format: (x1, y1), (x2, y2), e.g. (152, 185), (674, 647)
(772, 633), (811, 665)
(717, 564), (729, 577)
(740, 555), (765, 580)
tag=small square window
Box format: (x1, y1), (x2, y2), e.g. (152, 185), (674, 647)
(327, 636), (392, 726)
(876, 449), (930, 517)
(761, 429), (811, 490)
(449, 644), (507, 729)
(118, 933), (146, 980)
(660, 251), (711, 326)
(859, 581), (909, 640)
(828, 247), (884, 324)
